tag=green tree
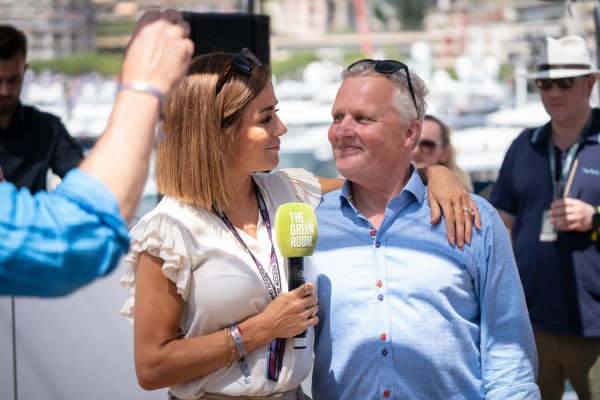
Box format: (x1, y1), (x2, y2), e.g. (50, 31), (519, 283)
(271, 51), (320, 80)
(29, 53), (123, 76)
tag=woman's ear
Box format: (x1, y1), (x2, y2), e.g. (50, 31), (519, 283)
(439, 146), (450, 164)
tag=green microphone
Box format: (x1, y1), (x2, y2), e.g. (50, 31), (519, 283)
(274, 202), (318, 349)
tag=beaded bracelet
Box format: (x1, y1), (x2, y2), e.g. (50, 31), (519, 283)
(116, 81), (165, 117)
(229, 324), (251, 378)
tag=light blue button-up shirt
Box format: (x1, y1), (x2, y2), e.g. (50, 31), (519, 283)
(0, 169), (129, 296)
(312, 168), (539, 400)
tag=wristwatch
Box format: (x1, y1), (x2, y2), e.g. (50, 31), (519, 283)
(592, 206), (600, 231)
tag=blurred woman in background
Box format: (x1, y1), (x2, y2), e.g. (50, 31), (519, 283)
(412, 114), (474, 192)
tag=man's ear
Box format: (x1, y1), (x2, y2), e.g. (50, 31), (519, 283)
(585, 74), (596, 92)
(405, 119), (421, 148)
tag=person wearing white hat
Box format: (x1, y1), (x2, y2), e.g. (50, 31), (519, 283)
(490, 35), (600, 400)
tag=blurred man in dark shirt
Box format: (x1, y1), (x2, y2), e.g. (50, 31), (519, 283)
(0, 24), (83, 193)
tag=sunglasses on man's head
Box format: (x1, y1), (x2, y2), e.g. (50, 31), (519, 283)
(215, 47), (263, 95)
(535, 77), (576, 91)
(346, 59), (418, 113)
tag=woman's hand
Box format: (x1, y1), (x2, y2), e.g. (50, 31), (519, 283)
(263, 283), (319, 338)
(241, 283), (318, 345)
(420, 165), (481, 248)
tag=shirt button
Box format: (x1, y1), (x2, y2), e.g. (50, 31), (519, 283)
(382, 348), (388, 356)
(375, 241), (381, 248)
(369, 229), (376, 237)
(378, 294), (384, 301)
(384, 390), (390, 398)
(380, 333), (387, 341)
(376, 280), (382, 288)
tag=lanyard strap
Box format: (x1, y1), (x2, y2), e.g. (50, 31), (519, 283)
(547, 115), (595, 197)
(214, 181), (286, 383)
(547, 139), (580, 198)
(213, 181), (282, 300)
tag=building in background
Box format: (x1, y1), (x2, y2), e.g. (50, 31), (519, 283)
(423, 0), (596, 70)
(93, 0), (241, 50)
(0, 0), (243, 56)
(0, 0), (95, 60)
(265, 0), (331, 36)
(0, 0), (596, 70)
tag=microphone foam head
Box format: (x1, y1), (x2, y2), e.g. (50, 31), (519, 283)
(274, 202), (318, 257)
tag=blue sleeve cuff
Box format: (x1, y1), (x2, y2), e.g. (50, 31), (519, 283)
(0, 169), (131, 296)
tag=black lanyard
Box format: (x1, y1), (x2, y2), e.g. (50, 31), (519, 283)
(548, 140), (580, 198)
(547, 116), (594, 198)
(213, 181), (282, 300)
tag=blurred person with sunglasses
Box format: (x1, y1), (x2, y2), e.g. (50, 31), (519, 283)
(490, 35), (600, 400)
(412, 114), (474, 192)
(311, 59), (539, 399)
(120, 48), (480, 399)
(0, 9), (193, 296)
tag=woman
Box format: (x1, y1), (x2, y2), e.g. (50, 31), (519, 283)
(121, 49), (478, 399)
(411, 114), (474, 192)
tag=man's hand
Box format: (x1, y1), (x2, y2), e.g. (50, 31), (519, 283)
(80, 8), (193, 222)
(423, 165), (481, 249)
(550, 198), (595, 232)
(122, 8), (194, 97)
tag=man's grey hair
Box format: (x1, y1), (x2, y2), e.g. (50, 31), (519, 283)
(343, 61), (428, 124)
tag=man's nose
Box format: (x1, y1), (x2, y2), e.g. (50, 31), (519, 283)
(333, 117), (355, 138)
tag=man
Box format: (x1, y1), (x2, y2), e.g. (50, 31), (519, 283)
(312, 59), (539, 399)
(0, 24), (84, 193)
(490, 35), (600, 400)
(0, 9), (194, 296)
(411, 114), (473, 191)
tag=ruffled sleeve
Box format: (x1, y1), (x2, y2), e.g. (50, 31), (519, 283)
(273, 168), (321, 209)
(120, 205), (199, 322)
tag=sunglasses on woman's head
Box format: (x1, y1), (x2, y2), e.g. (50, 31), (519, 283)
(346, 59), (418, 113)
(535, 77), (576, 91)
(215, 47), (263, 95)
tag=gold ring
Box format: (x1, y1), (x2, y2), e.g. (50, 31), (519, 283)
(462, 207), (474, 215)
(304, 284), (310, 297)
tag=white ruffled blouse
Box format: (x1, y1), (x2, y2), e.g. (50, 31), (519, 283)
(120, 168), (321, 399)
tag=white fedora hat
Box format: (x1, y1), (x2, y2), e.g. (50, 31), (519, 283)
(526, 35), (600, 79)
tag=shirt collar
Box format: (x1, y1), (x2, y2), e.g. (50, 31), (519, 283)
(530, 108), (600, 146)
(586, 108), (600, 143)
(5, 102), (26, 129)
(338, 165), (426, 211)
(530, 123), (550, 146)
